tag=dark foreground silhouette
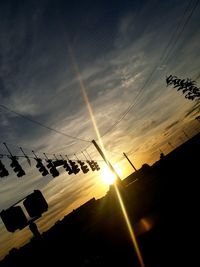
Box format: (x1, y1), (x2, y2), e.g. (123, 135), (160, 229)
(1, 132), (200, 267)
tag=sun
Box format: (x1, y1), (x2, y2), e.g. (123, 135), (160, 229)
(102, 164), (123, 185)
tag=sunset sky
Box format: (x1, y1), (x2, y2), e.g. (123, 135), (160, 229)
(0, 0), (200, 260)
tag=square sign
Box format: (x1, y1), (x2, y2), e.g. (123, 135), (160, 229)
(23, 190), (48, 218)
(0, 206), (28, 232)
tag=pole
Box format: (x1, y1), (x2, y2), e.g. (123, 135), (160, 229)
(123, 152), (137, 171)
(92, 140), (122, 185)
(29, 222), (41, 239)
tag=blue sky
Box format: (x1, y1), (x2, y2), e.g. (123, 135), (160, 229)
(0, 0), (200, 260)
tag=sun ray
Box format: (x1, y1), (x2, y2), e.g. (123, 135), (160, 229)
(67, 44), (145, 267)
(114, 184), (146, 267)
(67, 44), (106, 151)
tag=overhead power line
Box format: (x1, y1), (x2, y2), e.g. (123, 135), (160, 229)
(158, 0), (196, 66)
(162, 0), (200, 66)
(100, 66), (157, 139)
(99, 0), (199, 140)
(0, 150), (103, 163)
(0, 104), (91, 143)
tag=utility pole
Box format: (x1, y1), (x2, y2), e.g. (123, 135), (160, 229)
(123, 152), (137, 171)
(92, 140), (122, 185)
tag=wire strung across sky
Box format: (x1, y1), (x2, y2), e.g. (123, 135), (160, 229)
(98, 0), (199, 140)
(0, 141), (123, 168)
(0, 0), (199, 151)
(0, 140), (103, 180)
(0, 105), (112, 158)
(162, 0), (200, 67)
(0, 104), (91, 143)
(0, 152), (104, 163)
(0, 141), (97, 162)
(0, 148), (102, 180)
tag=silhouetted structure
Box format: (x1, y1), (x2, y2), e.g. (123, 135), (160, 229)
(123, 152), (137, 171)
(29, 222), (41, 239)
(1, 132), (200, 267)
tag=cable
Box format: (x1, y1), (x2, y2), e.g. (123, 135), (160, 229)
(0, 139), (93, 160)
(0, 152), (102, 163)
(100, 66), (157, 138)
(0, 104), (91, 143)
(65, 143), (93, 158)
(99, 0), (199, 140)
(162, 0), (200, 66)
(158, 0), (195, 66)
(104, 148), (122, 156)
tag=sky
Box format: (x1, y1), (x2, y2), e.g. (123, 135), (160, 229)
(0, 0), (200, 260)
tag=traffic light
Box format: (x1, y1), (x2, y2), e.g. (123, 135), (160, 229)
(0, 159), (9, 178)
(68, 160), (80, 174)
(35, 158), (49, 176)
(63, 160), (73, 175)
(78, 160), (89, 174)
(93, 161), (100, 171)
(86, 160), (96, 171)
(10, 157), (25, 177)
(0, 206), (28, 232)
(23, 190), (48, 218)
(53, 159), (64, 167)
(46, 160), (59, 177)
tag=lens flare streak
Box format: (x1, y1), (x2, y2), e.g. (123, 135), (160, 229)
(67, 44), (145, 266)
(67, 44), (105, 151)
(114, 184), (145, 267)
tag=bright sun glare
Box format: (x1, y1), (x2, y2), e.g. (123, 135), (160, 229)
(102, 165), (123, 185)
